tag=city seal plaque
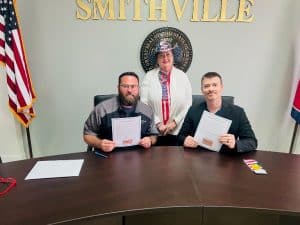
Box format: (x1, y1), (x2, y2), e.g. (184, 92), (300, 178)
(140, 27), (193, 73)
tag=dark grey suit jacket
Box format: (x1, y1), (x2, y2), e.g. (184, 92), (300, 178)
(178, 101), (257, 153)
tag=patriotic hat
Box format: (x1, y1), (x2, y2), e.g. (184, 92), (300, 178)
(147, 39), (181, 69)
(155, 40), (175, 53)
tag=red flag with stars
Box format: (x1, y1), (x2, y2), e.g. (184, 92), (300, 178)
(291, 79), (300, 124)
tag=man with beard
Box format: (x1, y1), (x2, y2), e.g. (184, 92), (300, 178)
(83, 72), (158, 152)
(178, 72), (257, 153)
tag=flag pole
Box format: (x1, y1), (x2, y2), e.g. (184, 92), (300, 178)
(26, 127), (33, 158)
(289, 123), (298, 154)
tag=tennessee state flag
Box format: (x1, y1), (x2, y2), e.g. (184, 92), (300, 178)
(291, 79), (300, 124)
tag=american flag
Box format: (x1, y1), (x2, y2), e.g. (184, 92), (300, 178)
(0, 0), (36, 127)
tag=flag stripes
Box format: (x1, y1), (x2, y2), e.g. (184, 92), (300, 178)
(0, 0), (36, 127)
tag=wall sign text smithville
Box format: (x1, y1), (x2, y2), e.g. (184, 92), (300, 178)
(76, 0), (254, 22)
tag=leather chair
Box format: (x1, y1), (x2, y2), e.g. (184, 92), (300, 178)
(94, 94), (117, 106)
(93, 94), (234, 107)
(192, 95), (234, 105)
(86, 94), (234, 151)
(86, 94), (116, 151)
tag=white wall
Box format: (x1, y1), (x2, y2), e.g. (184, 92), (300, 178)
(0, 67), (27, 162)
(1, 0), (299, 162)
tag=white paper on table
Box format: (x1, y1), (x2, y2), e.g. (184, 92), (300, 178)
(25, 159), (84, 180)
(112, 116), (141, 147)
(194, 110), (232, 152)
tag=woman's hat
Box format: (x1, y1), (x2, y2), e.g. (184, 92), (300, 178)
(155, 40), (175, 53)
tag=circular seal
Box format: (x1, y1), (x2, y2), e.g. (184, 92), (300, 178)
(140, 27), (193, 73)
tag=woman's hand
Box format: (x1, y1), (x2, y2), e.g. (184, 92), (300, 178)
(157, 120), (177, 135)
(156, 122), (167, 135)
(164, 120), (177, 135)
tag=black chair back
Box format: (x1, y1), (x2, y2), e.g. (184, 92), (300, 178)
(94, 94), (117, 106)
(87, 94), (234, 151)
(93, 94), (234, 107)
(192, 95), (234, 105)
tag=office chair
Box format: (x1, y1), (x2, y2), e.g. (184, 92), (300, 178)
(192, 95), (234, 105)
(93, 94), (117, 107)
(86, 94), (117, 151)
(0, 156), (2, 163)
(93, 95), (234, 108)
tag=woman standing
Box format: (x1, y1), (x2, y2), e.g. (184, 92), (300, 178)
(140, 40), (192, 145)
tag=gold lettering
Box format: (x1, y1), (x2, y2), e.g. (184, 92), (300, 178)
(93, 0), (115, 20)
(191, 0), (200, 21)
(133, 0), (142, 21)
(74, 0), (255, 23)
(119, 0), (126, 20)
(236, 0), (254, 22)
(201, 0), (218, 22)
(172, 0), (188, 21)
(219, 0), (235, 22)
(76, 0), (92, 20)
(146, 0), (167, 21)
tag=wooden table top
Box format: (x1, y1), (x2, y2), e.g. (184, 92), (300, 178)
(1, 147), (300, 224)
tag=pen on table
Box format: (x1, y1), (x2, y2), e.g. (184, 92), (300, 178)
(94, 151), (108, 158)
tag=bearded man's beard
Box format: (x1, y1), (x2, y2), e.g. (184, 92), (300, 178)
(119, 94), (139, 106)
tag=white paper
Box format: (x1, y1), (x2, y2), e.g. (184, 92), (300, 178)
(112, 116), (141, 147)
(194, 110), (232, 152)
(25, 159), (84, 180)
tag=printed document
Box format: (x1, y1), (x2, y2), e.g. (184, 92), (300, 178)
(112, 116), (141, 147)
(194, 110), (232, 152)
(25, 159), (84, 180)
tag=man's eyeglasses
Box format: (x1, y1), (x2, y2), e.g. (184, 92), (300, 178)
(119, 84), (139, 89)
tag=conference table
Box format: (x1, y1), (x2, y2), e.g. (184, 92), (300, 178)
(1, 147), (300, 225)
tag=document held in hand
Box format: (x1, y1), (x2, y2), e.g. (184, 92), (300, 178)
(194, 110), (232, 152)
(112, 116), (141, 147)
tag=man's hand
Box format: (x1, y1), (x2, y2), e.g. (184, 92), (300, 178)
(84, 135), (115, 152)
(139, 137), (152, 149)
(183, 136), (198, 148)
(99, 139), (115, 152)
(219, 134), (236, 149)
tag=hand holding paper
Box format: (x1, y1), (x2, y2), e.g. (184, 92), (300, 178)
(194, 111), (232, 152)
(112, 116), (141, 147)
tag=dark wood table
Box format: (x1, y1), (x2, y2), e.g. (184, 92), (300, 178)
(1, 147), (300, 225)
